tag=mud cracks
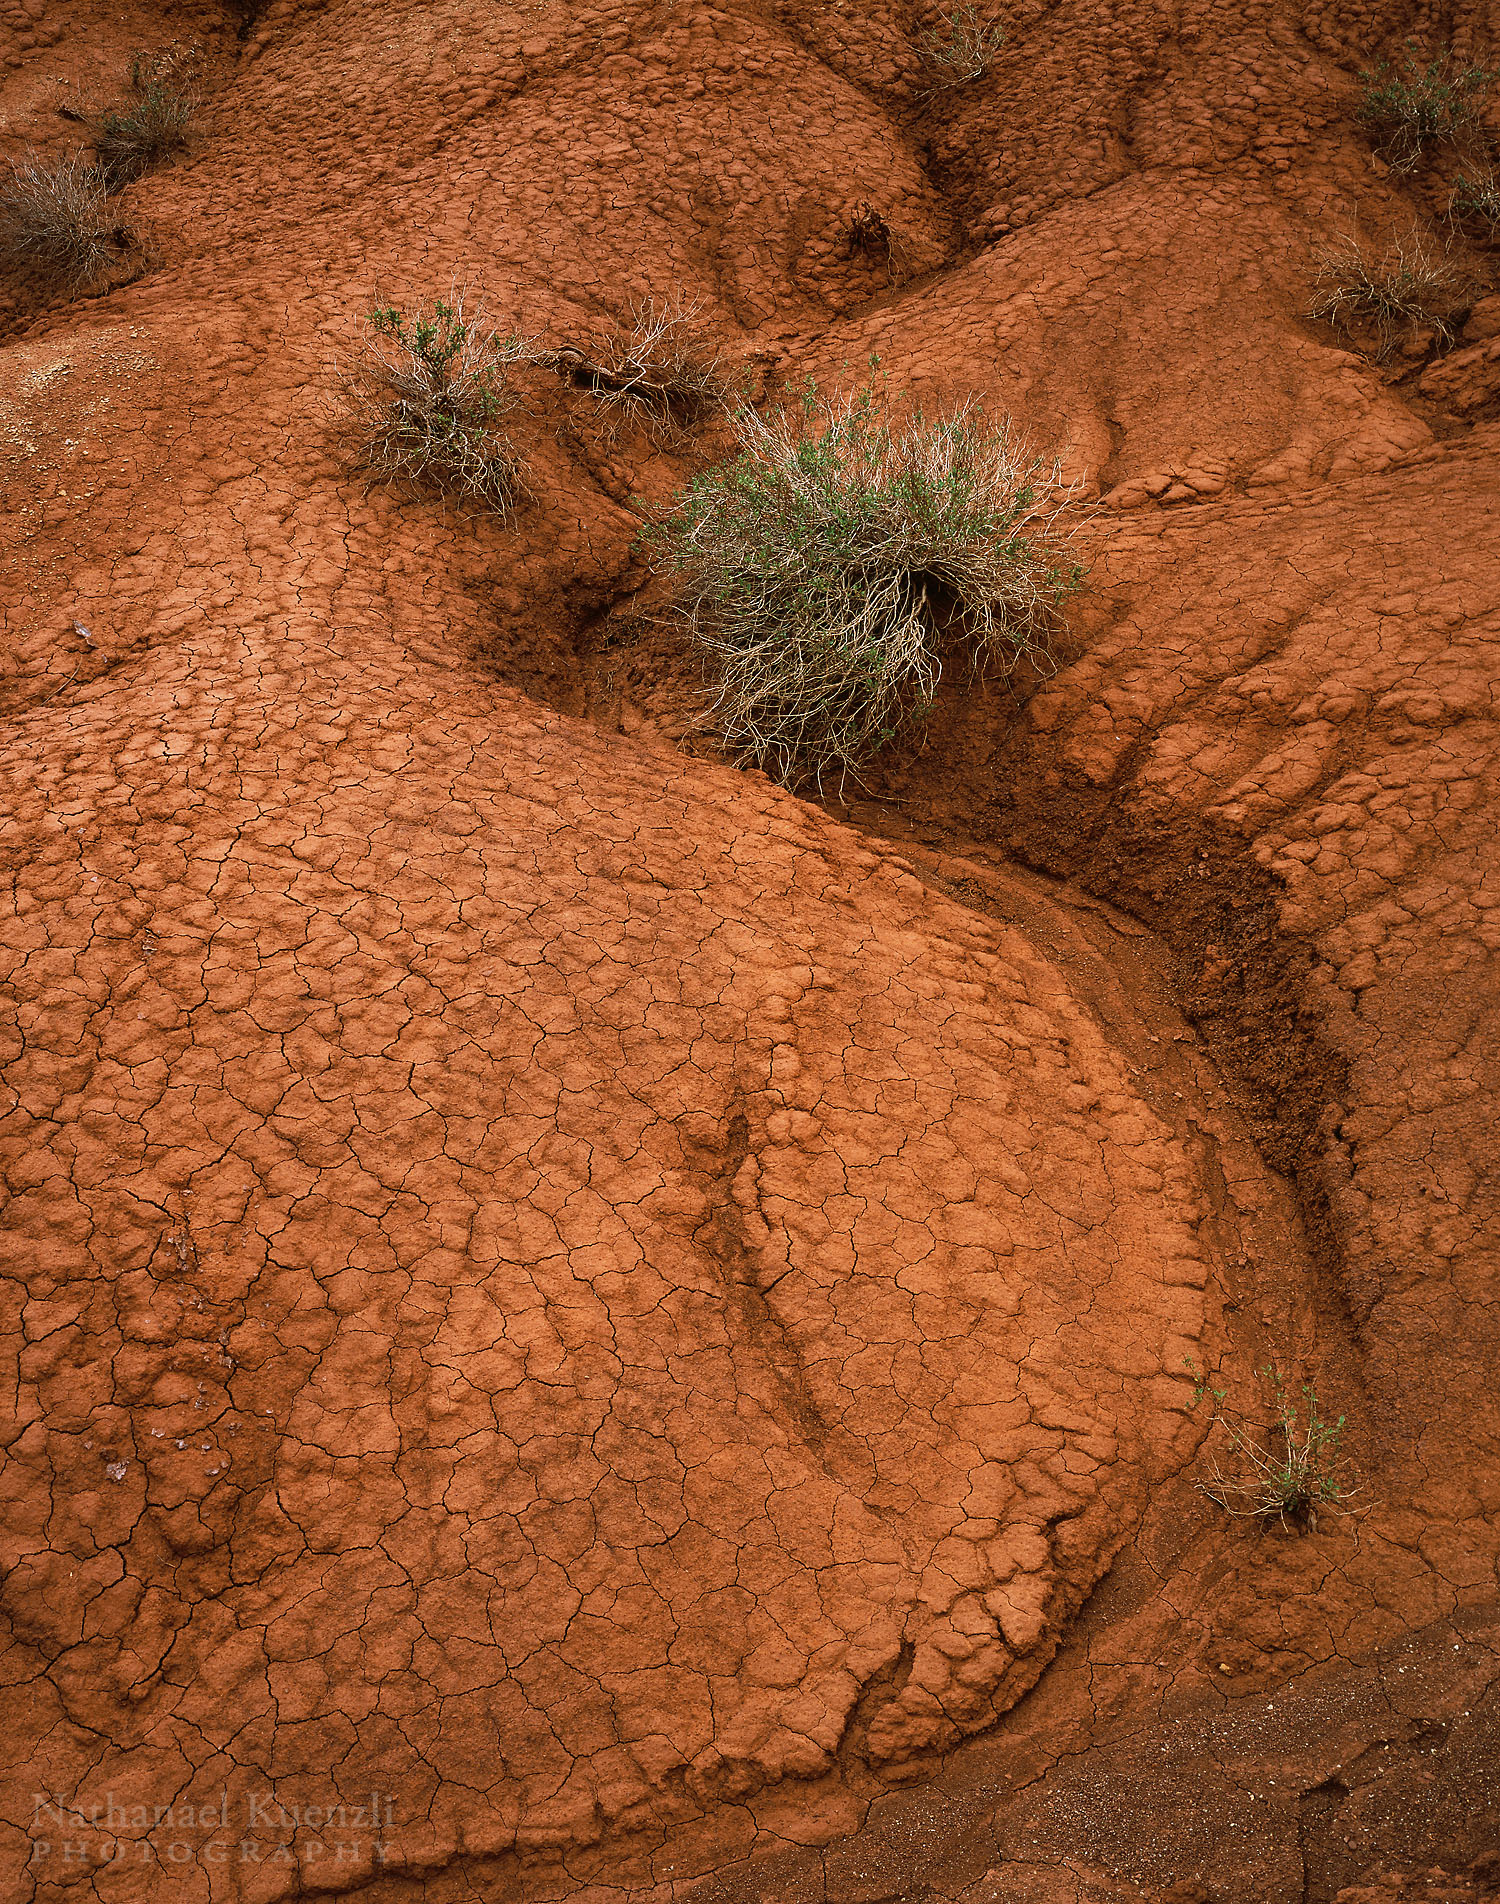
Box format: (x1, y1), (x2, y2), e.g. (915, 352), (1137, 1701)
(3, 0), (1499, 1900)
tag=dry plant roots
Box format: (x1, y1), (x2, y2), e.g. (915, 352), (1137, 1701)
(640, 380), (1084, 791)
(1308, 228), (1473, 358)
(845, 201), (907, 283)
(337, 292), (535, 513)
(541, 294), (733, 442)
(919, 3), (1007, 86)
(1189, 1361), (1364, 1533)
(0, 156), (131, 297)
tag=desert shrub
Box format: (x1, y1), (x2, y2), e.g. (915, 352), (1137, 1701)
(91, 50), (197, 188)
(639, 379), (1083, 790)
(0, 155), (127, 297)
(1188, 1362), (1363, 1533)
(1356, 45), (1493, 172)
(1450, 163), (1500, 239)
(338, 292), (535, 513)
(919, 3), (1006, 86)
(541, 294), (733, 442)
(1307, 228), (1472, 356)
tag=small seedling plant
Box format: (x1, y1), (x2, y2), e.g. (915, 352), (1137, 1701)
(640, 372), (1083, 791)
(1357, 45), (1494, 173)
(1187, 1360), (1363, 1533)
(339, 293), (535, 513)
(919, 3), (1007, 86)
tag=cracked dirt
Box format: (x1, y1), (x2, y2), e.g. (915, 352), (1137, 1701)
(1, 0), (1497, 1900)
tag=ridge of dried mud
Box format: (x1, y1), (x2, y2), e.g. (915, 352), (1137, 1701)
(1, 2), (1497, 1902)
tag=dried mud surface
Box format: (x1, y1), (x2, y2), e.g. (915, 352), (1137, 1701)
(0, 1), (1497, 1901)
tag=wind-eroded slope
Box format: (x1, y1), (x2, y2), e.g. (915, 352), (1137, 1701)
(1, 0), (1498, 1900)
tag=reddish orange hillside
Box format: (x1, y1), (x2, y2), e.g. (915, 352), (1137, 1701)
(2, 2), (1498, 1901)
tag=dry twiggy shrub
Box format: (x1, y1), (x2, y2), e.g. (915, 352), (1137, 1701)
(541, 294), (734, 442)
(90, 48), (198, 188)
(337, 292), (536, 514)
(1308, 228), (1473, 357)
(1356, 44), (1493, 174)
(919, 3), (1006, 86)
(1188, 1362), (1365, 1534)
(640, 378), (1084, 791)
(0, 155), (128, 297)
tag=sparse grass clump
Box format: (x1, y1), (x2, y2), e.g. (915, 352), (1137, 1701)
(919, 3), (1006, 86)
(542, 293), (734, 442)
(338, 292), (535, 514)
(90, 49), (197, 188)
(0, 155), (125, 297)
(640, 379), (1083, 790)
(1308, 228), (1472, 357)
(1188, 1361), (1363, 1533)
(1356, 45), (1493, 173)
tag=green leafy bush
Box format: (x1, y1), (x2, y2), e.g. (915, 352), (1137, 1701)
(338, 293), (536, 514)
(1188, 1361), (1364, 1533)
(919, 3), (1006, 85)
(1357, 45), (1493, 172)
(91, 50), (197, 188)
(1450, 163), (1500, 239)
(640, 379), (1083, 790)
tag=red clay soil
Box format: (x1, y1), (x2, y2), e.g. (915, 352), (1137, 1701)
(1, 1), (1498, 1901)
